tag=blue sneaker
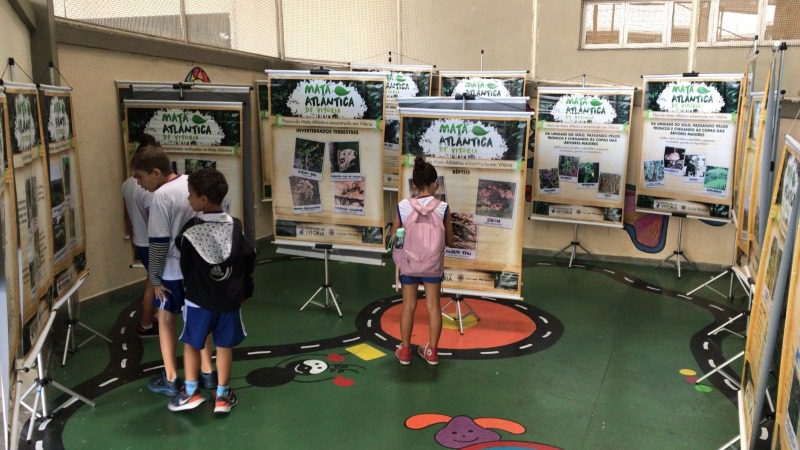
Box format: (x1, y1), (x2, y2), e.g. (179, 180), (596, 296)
(147, 370), (181, 397)
(200, 371), (218, 390)
(168, 389), (207, 412)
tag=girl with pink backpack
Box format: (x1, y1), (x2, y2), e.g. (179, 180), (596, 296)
(391, 156), (454, 366)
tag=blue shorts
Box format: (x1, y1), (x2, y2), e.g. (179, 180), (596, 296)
(134, 246), (149, 270)
(399, 274), (444, 285)
(180, 304), (246, 349)
(154, 278), (185, 314)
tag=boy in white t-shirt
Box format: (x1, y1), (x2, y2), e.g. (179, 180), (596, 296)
(132, 144), (216, 397)
(122, 174), (156, 337)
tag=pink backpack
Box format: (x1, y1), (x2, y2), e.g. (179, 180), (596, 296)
(393, 197), (445, 277)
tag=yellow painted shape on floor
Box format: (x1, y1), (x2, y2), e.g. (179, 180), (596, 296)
(679, 368), (697, 376)
(442, 312), (479, 330)
(346, 343), (386, 361)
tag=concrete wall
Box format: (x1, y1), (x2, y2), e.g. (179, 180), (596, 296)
(0, 0), (33, 75)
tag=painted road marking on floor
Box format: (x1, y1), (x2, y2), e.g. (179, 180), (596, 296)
(143, 365), (164, 372)
(542, 331), (552, 338)
(122, 343), (127, 351)
(513, 304), (528, 310)
(573, 264), (585, 268)
(129, 311), (136, 318)
(603, 269), (616, 274)
(708, 359), (716, 368)
(760, 427), (769, 439)
(342, 337), (360, 343)
(366, 319), (373, 328)
(646, 286), (661, 292)
(724, 379), (738, 390)
(709, 304), (724, 311)
(38, 418), (51, 431)
(391, 299), (402, 303)
(438, 351), (453, 356)
(677, 294), (693, 300)
(300, 344), (320, 349)
(703, 341), (710, 350)
(374, 332), (387, 341)
(36, 441), (44, 450)
(536, 262), (552, 266)
(624, 277), (634, 283)
(120, 326), (126, 335)
(121, 358), (127, 369)
(539, 316), (549, 324)
(480, 350), (500, 355)
(99, 377), (118, 387)
(519, 343), (533, 349)
(247, 350), (271, 355)
(371, 307), (381, 315)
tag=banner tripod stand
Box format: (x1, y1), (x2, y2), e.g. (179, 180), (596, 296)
(554, 223), (593, 268)
(61, 294), (112, 367)
(658, 216), (694, 277)
(441, 295), (480, 335)
(300, 244), (343, 317)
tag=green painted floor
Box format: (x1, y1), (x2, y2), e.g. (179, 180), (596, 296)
(29, 245), (746, 449)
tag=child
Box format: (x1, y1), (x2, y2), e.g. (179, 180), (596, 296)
(391, 156), (454, 365)
(122, 135), (156, 337)
(132, 144), (215, 396)
(169, 168), (255, 413)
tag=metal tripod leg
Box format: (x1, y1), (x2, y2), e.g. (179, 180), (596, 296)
(441, 296), (480, 335)
(695, 350), (744, 387)
(554, 224), (594, 268)
(299, 248), (342, 317)
(658, 216), (694, 278)
(61, 296), (112, 366)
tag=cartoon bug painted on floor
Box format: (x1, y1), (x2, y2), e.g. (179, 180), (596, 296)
(244, 353), (363, 388)
(405, 413), (562, 449)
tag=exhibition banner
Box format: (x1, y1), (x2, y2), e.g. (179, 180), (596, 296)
(400, 108), (531, 298)
(636, 74), (743, 221)
(741, 136), (800, 446)
(438, 71), (527, 97)
(40, 86), (86, 276)
(531, 87), (635, 227)
(267, 71), (387, 249)
(351, 64), (433, 188)
(257, 81), (272, 199)
(3, 83), (55, 319)
(123, 100), (244, 219)
(0, 94), (20, 373)
(735, 90), (767, 263)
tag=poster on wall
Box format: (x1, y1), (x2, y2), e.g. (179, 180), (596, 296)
(438, 71), (527, 97)
(3, 82), (55, 320)
(39, 85), (87, 278)
(735, 90), (767, 267)
(741, 135), (800, 447)
(531, 87), (634, 227)
(267, 70), (387, 250)
(351, 64), (433, 188)
(635, 74), (743, 221)
(400, 108), (531, 299)
(256, 81), (273, 200)
(123, 100), (244, 219)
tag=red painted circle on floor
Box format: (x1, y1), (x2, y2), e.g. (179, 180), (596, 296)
(380, 297), (537, 349)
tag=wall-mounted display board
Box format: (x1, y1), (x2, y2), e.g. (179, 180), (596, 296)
(256, 81), (272, 200)
(741, 135), (800, 449)
(530, 87), (635, 227)
(2, 82), (54, 320)
(351, 64), (434, 189)
(399, 107), (532, 299)
(438, 71), (527, 97)
(39, 85), (86, 280)
(122, 100), (244, 220)
(0, 94), (21, 412)
(635, 74), (744, 222)
(266, 70), (387, 250)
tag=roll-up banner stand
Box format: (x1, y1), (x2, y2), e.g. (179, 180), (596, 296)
(39, 85), (88, 295)
(351, 64), (434, 190)
(256, 81), (272, 200)
(265, 70), (388, 260)
(438, 71), (527, 97)
(531, 87), (635, 228)
(0, 91), (21, 440)
(636, 74), (744, 222)
(399, 107), (532, 300)
(397, 97), (529, 112)
(2, 82), (55, 321)
(116, 81), (254, 240)
(740, 135), (800, 449)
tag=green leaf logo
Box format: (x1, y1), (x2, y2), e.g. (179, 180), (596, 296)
(472, 125), (488, 136)
(487, 82), (498, 89)
(395, 74), (406, 82)
(191, 114), (207, 124)
(697, 86), (710, 94)
(590, 99), (602, 107)
(334, 86), (349, 96)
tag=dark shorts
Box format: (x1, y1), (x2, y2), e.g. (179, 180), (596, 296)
(180, 304), (246, 349)
(399, 274), (444, 285)
(134, 246), (149, 270)
(154, 278), (185, 314)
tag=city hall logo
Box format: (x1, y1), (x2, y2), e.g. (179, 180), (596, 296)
(420, 119), (508, 159)
(656, 82), (725, 113)
(287, 80), (368, 119)
(551, 94), (616, 124)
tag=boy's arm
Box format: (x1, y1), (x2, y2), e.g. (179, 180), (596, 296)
(147, 194), (170, 289)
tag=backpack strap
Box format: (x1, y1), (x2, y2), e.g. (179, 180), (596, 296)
(411, 197), (441, 217)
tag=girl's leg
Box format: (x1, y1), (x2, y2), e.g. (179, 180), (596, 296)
(422, 282), (442, 349)
(400, 283), (419, 347)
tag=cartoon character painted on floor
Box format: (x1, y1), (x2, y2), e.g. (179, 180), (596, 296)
(245, 353), (363, 388)
(406, 413), (562, 449)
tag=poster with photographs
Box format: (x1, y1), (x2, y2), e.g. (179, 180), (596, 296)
(400, 108), (531, 298)
(438, 71), (527, 97)
(267, 71), (386, 249)
(0, 95), (21, 374)
(351, 64), (433, 188)
(4, 83), (55, 319)
(532, 87), (634, 228)
(123, 100), (244, 219)
(735, 89), (767, 261)
(636, 74), (743, 221)
(40, 86), (86, 275)
(256, 81), (273, 199)
(741, 137), (800, 447)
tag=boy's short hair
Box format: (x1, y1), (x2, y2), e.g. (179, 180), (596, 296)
(188, 168), (228, 205)
(131, 144), (171, 175)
